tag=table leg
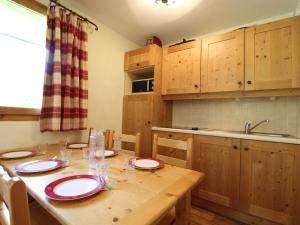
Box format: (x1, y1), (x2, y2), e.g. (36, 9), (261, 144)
(175, 191), (191, 225)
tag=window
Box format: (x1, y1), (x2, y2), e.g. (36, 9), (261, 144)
(0, 0), (47, 120)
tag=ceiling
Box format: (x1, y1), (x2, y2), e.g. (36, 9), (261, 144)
(75, 0), (299, 46)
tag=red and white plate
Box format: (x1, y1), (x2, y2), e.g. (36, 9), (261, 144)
(15, 159), (65, 173)
(67, 142), (88, 149)
(45, 175), (105, 201)
(95, 149), (118, 158)
(0, 150), (36, 160)
(130, 157), (164, 170)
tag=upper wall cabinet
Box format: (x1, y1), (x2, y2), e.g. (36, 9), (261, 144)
(201, 29), (245, 93)
(245, 16), (300, 90)
(124, 45), (158, 71)
(162, 40), (201, 95)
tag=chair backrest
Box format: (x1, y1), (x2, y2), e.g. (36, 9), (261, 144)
(88, 128), (111, 149)
(0, 166), (31, 225)
(152, 134), (193, 169)
(108, 131), (141, 156)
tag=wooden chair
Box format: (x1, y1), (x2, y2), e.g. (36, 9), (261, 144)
(152, 134), (193, 169)
(152, 134), (193, 225)
(88, 128), (111, 149)
(108, 131), (141, 156)
(0, 166), (60, 225)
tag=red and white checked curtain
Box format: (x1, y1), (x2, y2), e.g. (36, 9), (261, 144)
(40, 5), (88, 132)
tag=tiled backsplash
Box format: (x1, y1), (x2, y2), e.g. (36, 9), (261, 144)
(172, 97), (300, 137)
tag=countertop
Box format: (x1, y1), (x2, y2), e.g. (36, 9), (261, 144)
(152, 127), (300, 145)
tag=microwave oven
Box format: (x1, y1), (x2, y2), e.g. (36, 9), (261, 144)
(132, 78), (154, 93)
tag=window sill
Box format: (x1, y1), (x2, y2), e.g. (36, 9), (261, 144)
(0, 107), (40, 121)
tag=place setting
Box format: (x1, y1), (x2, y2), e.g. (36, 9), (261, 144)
(67, 142), (89, 149)
(0, 143), (49, 161)
(127, 157), (165, 171)
(96, 149), (118, 158)
(44, 174), (106, 201)
(14, 141), (72, 175)
(44, 159), (112, 201)
(0, 149), (37, 160)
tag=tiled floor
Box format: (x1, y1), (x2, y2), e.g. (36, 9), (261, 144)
(191, 206), (245, 225)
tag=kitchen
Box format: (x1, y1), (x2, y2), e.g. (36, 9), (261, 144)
(0, 0), (300, 225)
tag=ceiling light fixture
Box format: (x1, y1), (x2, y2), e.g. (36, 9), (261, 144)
(155, 0), (177, 6)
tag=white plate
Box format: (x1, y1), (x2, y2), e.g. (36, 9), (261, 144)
(95, 150), (117, 157)
(134, 159), (160, 168)
(54, 178), (99, 196)
(15, 159), (64, 173)
(1, 150), (34, 159)
(25, 161), (57, 171)
(45, 175), (105, 201)
(105, 150), (114, 157)
(68, 143), (88, 149)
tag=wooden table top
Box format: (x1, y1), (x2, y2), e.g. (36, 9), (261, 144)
(0, 145), (204, 225)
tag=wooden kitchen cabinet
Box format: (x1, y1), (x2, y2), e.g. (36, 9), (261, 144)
(152, 131), (193, 160)
(124, 44), (158, 71)
(240, 140), (300, 225)
(122, 94), (153, 156)
(162, 40), (201, 95)
(245, 16), (300, 91)
(123, 45), (172, 157)
(193, 135), (241, 209)
(201, 29), (245, 93)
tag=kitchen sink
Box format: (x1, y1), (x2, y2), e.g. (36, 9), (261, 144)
(202, 129), (298, 138)
(248, 132), (298, 138)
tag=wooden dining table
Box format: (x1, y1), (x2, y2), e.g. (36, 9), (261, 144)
(0, 144), (204, 225)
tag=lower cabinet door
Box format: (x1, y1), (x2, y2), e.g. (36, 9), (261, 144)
(193, 135), (241, 209)
(240, 140), (300, 225)
(122, 94), (153, 157)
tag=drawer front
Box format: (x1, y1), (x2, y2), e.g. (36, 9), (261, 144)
(124, 46), (155, 71)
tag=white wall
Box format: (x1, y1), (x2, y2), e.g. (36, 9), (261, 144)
(0, 1), (139, 150)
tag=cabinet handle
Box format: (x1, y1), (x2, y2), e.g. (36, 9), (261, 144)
(194, 84), (198, 88)
(247, 80), (252, 85)
(168, 134), (173, 138)
(244, 147), (249, 151)
(233, 145), (238, 150)
(136, 63), (140, 67)
(237, 81), (242, 86)
(147, 121), (151, 124)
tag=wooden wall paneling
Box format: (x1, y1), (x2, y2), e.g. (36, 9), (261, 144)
(152, 46), (173, 128)
(201, 29), (245, 93)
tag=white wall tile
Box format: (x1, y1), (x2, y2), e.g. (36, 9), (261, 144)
(172, 97), (300, 137)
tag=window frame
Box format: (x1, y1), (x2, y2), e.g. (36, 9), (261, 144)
(0, 0), (47, 121)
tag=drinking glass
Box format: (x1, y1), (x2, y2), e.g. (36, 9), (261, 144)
(125, 157), (136, 171)
(95, 161), (114, 189)
(82, 147), (89, 159)
(38, 143), (48, 155)
(59, 140), (72, 166)
(95, 161), (110, 181)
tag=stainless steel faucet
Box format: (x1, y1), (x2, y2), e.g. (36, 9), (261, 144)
(244, 119), (270, 134)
